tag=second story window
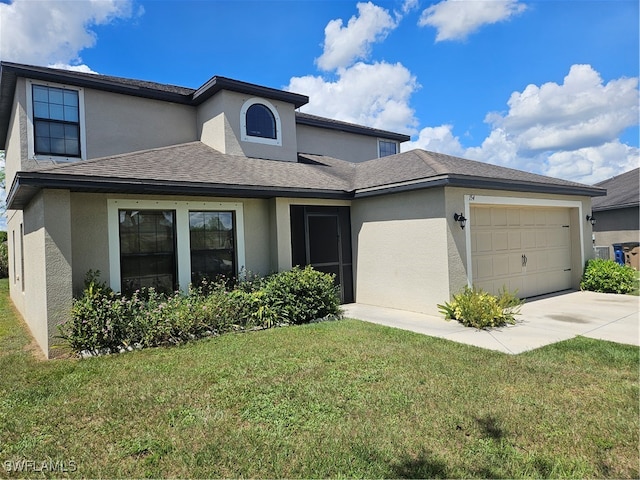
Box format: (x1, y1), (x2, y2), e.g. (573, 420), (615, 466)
(32, 85), (80, 157)
(246, 104), (276, 139)
(378, 139), (398, 158)
(240, 98), (282, 146)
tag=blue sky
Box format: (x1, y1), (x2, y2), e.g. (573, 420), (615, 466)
(0, 0), (638, 184)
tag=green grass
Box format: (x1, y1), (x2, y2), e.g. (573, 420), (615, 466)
(0, 279), (638, 478)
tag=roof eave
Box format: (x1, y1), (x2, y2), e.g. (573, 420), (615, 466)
(354, 174), (607, 198)
(7, 172), (351, 209)
(192, 76), (309, 108)
(296, 113), (410, 142)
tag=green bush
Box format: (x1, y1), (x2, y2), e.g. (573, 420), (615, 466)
(580, 258), (636, 294)
(261, 265), (341, 325)
(438, 286), (523, 329)
(59, 266), (342, 355)
(0, 241), (8, 279)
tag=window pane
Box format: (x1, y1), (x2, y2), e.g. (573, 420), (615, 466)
(50, 138), (65, 155)
(33, 85), (49, 102)
(49, 123), (65, 139)
(48, 88), (64, 105)
(119, 210), (177, 295)
(246, 104), (276, 139)
(49, 104), (64, 121)
(64, 124), (79, 140)
(35, 137), (50, 154)
(189, 211), (236, 284)
(63, 90), (78, 107)
(379, 140), (397, 157)
(64, 105), (78, 122)
(65, 139), (79, 156)
(35, 121), (50, 137)
(34, 102), (49, 119)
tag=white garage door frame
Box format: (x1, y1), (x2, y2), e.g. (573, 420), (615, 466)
(463, 194), (585, 289)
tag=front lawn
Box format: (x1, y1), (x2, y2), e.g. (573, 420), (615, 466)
(1, 279), (638, 478)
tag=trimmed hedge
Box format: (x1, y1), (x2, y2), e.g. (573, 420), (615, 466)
(59, 266), (341, 355)
(580, 258), (635, 294)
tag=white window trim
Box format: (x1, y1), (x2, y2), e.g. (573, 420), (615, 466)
(26, 79), (87, 163)
(462, 194), (585, 288)
(240, 98), (282, 146)
(107, 199), (246, 293)
(378, 139), (398, 158)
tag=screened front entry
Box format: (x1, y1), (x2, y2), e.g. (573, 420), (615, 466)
(290, 205), (353, 303)
(118, 208), (237, 295)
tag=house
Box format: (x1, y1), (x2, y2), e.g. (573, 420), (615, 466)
(0, 62), (605, 358)
(591, 168), (639, 266)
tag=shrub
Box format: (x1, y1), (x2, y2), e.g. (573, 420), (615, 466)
(0, 241), (8, 279)
(438, 286), (523, 329)
(59, 266), (342, 355)
(580, 258), (636, 294)
(261, 265), (341, 325)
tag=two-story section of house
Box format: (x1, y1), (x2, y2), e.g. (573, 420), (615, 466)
(0, 62), (603, 358)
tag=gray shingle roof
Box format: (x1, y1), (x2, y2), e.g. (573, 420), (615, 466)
(7, 142), (605, 209)
(592, 167), (639, 211)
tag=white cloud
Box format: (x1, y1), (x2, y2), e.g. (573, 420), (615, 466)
(288, 61), (419, 134)
(47, 62), (100, 74)
(0, 0), (138, 68)
(419, 0), (527, 42)
(316, 2), (397, 71)
(402, 124), (465, 156)
(487, 64), (639, 153)
(405, 65), (639, 184)
(546, 142), (639, 185)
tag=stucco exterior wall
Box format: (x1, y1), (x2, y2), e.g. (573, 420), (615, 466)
(10, 190), (72, 358)
(351, 189), (449, 315)
(84, 89), (197, 159)
(197, 90), (298, 162)
(296, 124), (380, 162)
(4, 78), (29, 188)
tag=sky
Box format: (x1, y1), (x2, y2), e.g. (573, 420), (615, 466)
(0, 0), (638, 186)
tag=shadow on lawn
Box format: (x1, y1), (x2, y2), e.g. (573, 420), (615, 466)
(389, 449), (450, 479)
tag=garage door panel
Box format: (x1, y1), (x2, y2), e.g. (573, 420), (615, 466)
(493, 231), (508, 251)
(492, 208), (507, 226)
(508, 231), (521, 250)
(475, 231), (493, 252)
(475, 257), (493, 279)
(507, 209), (520, 226)
(471, 206), (572, 299)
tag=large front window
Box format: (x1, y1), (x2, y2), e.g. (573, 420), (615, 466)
(119, 210), (177, 295)
(108, 200), (246, 295)
(189, 211), (236, 284)
(32, 85), (80, 157)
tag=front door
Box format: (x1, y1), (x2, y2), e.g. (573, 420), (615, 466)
(290, 205), (353, 303)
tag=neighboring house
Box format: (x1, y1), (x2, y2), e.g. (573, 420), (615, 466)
(591, 168), (639, 263)
(0, 62), (605, 358)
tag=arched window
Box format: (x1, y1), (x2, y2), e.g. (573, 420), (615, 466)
(240, 98), (282, 146)
(246, 104), (276, 139)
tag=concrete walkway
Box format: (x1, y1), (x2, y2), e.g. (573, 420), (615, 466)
(342, 291), (639, 354)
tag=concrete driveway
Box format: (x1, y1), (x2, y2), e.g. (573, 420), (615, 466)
(342, 290), (639, 354)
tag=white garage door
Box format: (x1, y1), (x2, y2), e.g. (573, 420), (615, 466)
(470, 206), (572, 298)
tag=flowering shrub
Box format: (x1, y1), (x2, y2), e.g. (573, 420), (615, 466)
(580, 258), (635, 294)
(59, 267), (341, 355)
(438, 286), (523, 329)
